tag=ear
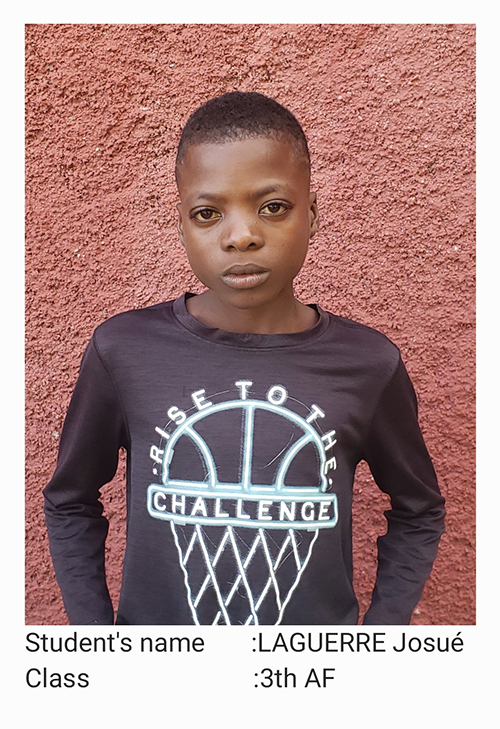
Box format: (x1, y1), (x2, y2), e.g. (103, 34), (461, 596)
(176, 202), (185, 247)
(308, 192), (319, 239)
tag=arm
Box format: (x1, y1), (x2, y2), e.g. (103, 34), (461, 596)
(43, 336), (129, 625)
(360, 356), (445, 625)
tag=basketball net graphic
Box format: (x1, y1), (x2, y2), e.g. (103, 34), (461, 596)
(148, 398), (338, 625)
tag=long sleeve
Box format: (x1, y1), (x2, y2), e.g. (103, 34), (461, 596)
(43, 336), (129, 625)
(360, 356), (445, 625)
(42, 298), (447, 626)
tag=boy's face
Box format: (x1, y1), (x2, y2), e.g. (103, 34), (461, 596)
(176, 136), (318, 313)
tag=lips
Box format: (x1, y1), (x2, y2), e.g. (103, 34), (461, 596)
(221, 263), (270, 290)
(223, 263), (269, 276)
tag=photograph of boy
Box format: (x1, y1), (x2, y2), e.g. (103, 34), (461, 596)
(26, 25), (475, 626)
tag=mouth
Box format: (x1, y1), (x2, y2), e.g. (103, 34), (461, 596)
(221, 264), (271, 290)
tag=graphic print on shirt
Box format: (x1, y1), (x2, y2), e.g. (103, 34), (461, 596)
(147, 380), (338, 625)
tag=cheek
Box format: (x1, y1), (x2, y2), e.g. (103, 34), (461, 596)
(288, 238), (311, 275)
(183, 238), (219, 278)
(286, 224), (311, 260)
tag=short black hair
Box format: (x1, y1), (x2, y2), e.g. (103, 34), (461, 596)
(175, 91), (310, 174)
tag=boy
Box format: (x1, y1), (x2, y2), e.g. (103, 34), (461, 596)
(43, 91), (445, 626)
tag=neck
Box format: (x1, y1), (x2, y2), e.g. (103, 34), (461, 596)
(186, 290), (318, 335)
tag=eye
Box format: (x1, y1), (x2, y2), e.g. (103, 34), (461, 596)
(260, 201), (291, 216)
(191, 208), (221, 222)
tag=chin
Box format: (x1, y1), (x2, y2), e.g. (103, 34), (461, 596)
(224, 292), (266, 309)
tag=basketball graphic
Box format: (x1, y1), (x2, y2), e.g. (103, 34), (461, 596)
(148, 384), (338, 625)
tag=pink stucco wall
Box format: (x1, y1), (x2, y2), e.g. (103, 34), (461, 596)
(25, 23), (475, 625)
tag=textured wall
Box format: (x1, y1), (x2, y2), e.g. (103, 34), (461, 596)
(25, 23), (475, 625)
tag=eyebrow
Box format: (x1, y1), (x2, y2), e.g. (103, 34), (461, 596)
(193, 183), (293, 204)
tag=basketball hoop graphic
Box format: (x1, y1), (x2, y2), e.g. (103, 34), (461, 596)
(147, 395), (338, 625)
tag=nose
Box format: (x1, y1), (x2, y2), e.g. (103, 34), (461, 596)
(221, 212), (264, 252)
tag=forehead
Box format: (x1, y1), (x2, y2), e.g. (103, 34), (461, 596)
(176, 137), (310, 199)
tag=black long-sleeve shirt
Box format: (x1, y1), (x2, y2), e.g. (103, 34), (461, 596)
(43, 294), (445, 625)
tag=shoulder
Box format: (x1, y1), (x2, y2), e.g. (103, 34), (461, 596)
(91, 300), (176, 357)
(319, 310), (415, 412)
(315, 308), (402, 387)
(325, 309), (400, 356)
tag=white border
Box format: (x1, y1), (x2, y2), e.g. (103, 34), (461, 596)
(8, 5), (494, 725)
